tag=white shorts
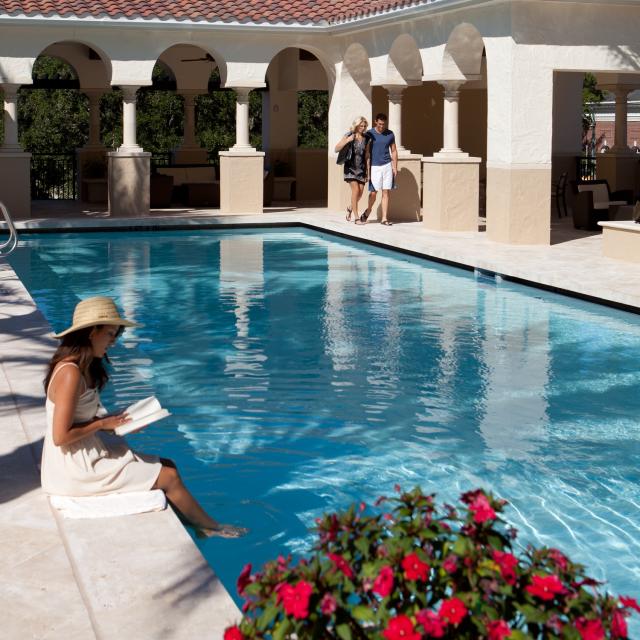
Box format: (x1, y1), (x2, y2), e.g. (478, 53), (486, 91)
(369, 162), (393, 191)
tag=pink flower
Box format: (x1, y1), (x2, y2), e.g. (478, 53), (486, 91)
(236, 563), (252, 596)
(487, 619), (512, 640)
(575, 617), (605, 640)
(224, 626), (244, 640)
(548, 548), (568, 572)
(320, 592), (337, 615)
(373, 565), (394, 597)
(469, 493), (497, 523)
(402, 553), (430, 581)
(328, 553), (354, 579)
(621, 596), (640, 613)
(442, 555), (458, 574)
(526, 574), (566, 601)
(492, 549), (518, 585)
(416, 610), (445, 638)
(439, 597), (468, 625)
(278, 581), (313, 619)
(383, 615), (421, 640)
(611, 610), (628, 639)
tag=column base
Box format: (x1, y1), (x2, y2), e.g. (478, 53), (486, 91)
(0, 152), (31, 220)
(486, 164), (551, 245)
(327, 157), (351, 213)
(77, 147), (108, 203)
(422, 155), (480, 231)
(219, 151), (265, 214)
(389, 154), (422, 222)
(107, 151), (151, 217)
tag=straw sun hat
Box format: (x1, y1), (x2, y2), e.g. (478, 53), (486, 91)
(53, 296), (140, 338)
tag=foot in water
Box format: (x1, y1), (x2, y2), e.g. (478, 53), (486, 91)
(196, 524), (249, 539)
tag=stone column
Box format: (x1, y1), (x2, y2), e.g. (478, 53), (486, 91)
(219, 87), (264, 213)
(0, 84), (31, 219)
(174, 92), (208, 163)
(1, 84), (21, 151)
(437, 80), (465, 156)
(232, 87), (254, 151)
(611, 88), (630, 153)
(384, 85), (408, 155)
(107, 85), (150, 217)
(422, 80), (480, 231)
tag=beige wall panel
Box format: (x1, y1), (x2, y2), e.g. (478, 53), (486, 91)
(389, 157), (422, 222)
(219, 152), (265, 214)
(0, 153), (31, 219)
(328, 159), (352, 212)
(486, 166), (551, 245)
(108, 153), (150, 217)
(602, 224), (640, 263)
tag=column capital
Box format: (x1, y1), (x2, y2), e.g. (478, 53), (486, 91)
(230, 87), (253, 104)
(120, 85), (140, 102)
(383, 85), (407, 103)
(438, 79), (465, 98)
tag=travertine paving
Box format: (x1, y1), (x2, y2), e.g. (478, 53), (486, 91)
(1, 207), (638, 640)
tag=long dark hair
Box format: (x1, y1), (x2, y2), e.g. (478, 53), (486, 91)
(44, 325), (114, 392)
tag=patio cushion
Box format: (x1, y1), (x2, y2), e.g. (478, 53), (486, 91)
(577, 183), (627, 209)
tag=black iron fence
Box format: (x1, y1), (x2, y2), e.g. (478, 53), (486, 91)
(31, 153), (78, 200)
(576, 156), (597, 181)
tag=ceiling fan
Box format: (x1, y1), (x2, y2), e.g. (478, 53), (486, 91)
(181, 53), (215, 63)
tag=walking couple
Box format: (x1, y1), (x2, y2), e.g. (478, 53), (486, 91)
(335, 113), (397, 226)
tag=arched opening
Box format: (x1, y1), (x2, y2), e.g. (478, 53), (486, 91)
(18, 41), (111, 210)
(264, 47), (330, 206)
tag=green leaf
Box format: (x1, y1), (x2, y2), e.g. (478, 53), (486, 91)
(515, 604), (548, 624)
(336, 623), (353, 640)
(257, 603), (279, 630)
(352, 605), (375, 622)
(272, 618), (292, 640)
(453, 536), (473, 556)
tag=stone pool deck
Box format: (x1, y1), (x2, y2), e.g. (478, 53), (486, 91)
(1, 208), (639, 639)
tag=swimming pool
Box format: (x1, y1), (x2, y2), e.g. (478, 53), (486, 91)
(9, 228), (640, 617)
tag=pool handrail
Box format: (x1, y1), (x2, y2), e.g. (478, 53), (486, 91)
(0, 201), (18, 258)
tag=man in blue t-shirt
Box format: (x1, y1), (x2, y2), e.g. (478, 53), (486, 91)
(357, 113), (397, 226)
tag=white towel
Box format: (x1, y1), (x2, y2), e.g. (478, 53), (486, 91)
(50, 490), (167, 519)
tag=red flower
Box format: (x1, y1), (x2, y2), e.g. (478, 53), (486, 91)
(575, 617), (605, 640)
(469, 493), (497, 523)
(416, 609), (445, 638)
(402, 553), (430, 581)
(328, 553), (354, 579)
(236, 563), (252, 596)
(611, 610), (628, 639)
(487, 619), (512, 640)
(492, 549), (518, 585)
(548, 548), (568, 572)
(439, 597), (468, 625)
(373, 565), (394, 597)
(442, 555), (458, 574)
(621, 596), (640, 613)
(224, 626), (244, 640)
(383, 614), (421, 640)
(278, 581), (313, 619)
(526, 574), (566, 601)
(320, 592), (337, 615)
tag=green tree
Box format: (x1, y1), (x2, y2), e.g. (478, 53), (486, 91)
(582, 72), (606, 139)
(298, 90), (328, 148)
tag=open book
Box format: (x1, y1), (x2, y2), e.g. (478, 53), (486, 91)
(114, 396), (171, 436)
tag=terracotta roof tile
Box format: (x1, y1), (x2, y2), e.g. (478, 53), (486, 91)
(0, 0), (427, 24)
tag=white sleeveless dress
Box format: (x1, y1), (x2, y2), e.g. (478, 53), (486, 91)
(41, 362), (162, 497)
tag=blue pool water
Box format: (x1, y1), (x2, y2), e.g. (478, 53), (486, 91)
(9, 229), (640, 616)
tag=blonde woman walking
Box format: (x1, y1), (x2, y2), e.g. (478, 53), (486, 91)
(335, 116), (369, 222)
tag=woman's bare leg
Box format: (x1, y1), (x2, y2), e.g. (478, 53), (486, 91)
(350, 182), (360, 219)
(153, 463), (246, 538)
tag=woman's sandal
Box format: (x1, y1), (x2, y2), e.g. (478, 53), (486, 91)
(196, 524), (249, 539)
(355, 209), (370, 225)
(381, 220), (393, 226)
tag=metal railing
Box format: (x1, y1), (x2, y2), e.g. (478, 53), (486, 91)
(30, 153), (78, 200)
(0, 202), (18, 258)
(576, 156), (598, 181)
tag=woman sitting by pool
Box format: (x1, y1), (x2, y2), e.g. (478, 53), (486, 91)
(41, 296), (246, 539)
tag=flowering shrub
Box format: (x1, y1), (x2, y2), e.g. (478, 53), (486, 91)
(225, 487), (639, 639)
